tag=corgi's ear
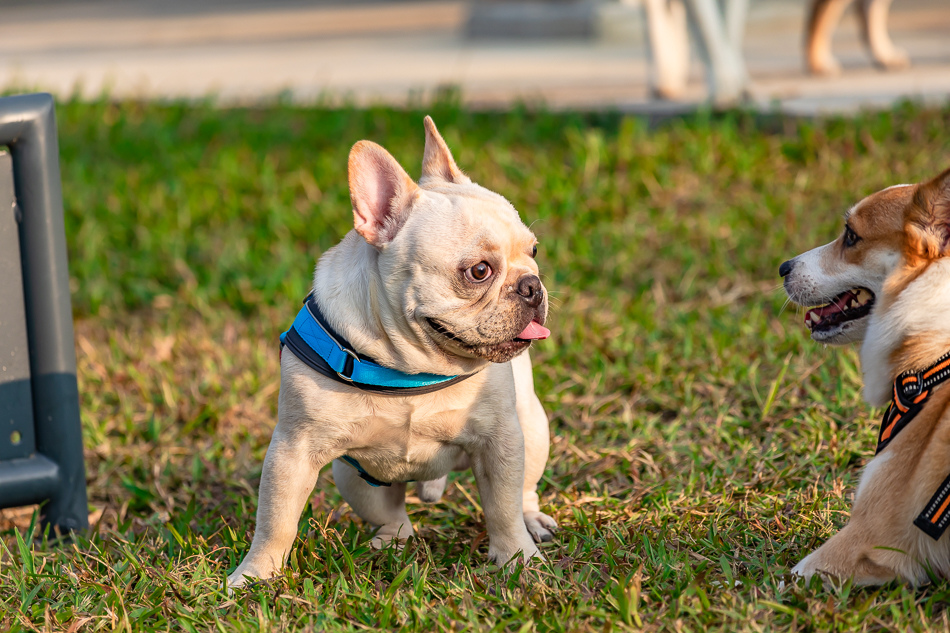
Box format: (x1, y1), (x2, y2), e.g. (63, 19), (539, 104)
(348, 140), (420, 247)
(922, 167), (950, 223)
(421, 116), (470, 185)
(907, 168), (950, 260)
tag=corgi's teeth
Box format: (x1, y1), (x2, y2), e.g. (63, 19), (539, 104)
(812, 313), (822, 323)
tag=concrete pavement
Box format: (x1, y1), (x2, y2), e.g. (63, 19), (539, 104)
(1, 0), (948, 114)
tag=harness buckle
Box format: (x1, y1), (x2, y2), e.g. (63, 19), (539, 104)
(337, 354), (356, 382)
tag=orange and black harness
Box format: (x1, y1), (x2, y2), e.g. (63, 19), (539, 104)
(875, 351), (950, 540)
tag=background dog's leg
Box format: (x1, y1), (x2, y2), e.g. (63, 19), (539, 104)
(512, 352), (557, 543)
(332, 459), (414, 548)
(857, 0), (910, 70)
(228, 435), (328, 588)
(806, 0), (853, 75)
(684, 0), (748, 105)
(644, 0), (691, 100)
(470, 422), (540, 565)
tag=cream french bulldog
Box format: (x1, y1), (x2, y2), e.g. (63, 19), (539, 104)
(228, 117), (557, 588)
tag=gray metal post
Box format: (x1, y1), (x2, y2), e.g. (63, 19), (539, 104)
(0, 93), (88, 534)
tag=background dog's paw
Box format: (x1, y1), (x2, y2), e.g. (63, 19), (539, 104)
(524, 511), (557, 543)
(876, 47), (911, 71)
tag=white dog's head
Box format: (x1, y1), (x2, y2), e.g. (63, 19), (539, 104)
(319, 117), (548, 372)
(782, 168), (950, 404)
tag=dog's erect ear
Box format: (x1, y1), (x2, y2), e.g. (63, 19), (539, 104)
(907, 167), (950, 260)
(922, 167), (950, 223)
(421, 116), (470, 185)
(348, 140), (420, 247)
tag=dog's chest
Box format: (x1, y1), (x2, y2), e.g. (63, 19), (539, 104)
(346, 398), (489, 481)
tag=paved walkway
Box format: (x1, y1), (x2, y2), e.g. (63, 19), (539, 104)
(2, 0), (948, 114)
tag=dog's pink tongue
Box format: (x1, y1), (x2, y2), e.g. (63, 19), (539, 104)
(518, 321), (550, 340)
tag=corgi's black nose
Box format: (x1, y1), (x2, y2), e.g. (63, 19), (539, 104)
(779, 260), (793, 278)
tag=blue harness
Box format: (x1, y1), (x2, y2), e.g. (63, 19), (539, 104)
(280, 294), (474, 486)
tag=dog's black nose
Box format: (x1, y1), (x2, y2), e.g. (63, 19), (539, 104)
(779, 260), (794, 278)
(516, 275), (544, 308)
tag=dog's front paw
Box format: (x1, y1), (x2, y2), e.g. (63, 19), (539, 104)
(226, 563), (273, 593)
(487, 539), (542, 567)
(790, 554), (816, 584)
(226, 553), (286, 593)
(227, 570), (255, 593)
(524, 511), (557, 543)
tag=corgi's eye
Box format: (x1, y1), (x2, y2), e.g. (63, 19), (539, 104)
(844, 225), (861, 248)
(531, 244), (538, 258)
(465, 262), (492, 283)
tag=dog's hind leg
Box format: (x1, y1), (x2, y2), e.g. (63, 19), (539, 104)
(512, 352), (558, 543)
(332, 459), (414, 548)
(791, 397), (950, 587)
(416, 476), (448, 503)
(856, 0), (909, 70)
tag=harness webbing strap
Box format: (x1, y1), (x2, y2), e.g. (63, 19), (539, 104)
(915, 471), (950, 541)
(875, 350), (950, 455)
(339, 455), (392, 488)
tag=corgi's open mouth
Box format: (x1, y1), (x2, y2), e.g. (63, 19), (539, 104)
(805, 287), (875, 334)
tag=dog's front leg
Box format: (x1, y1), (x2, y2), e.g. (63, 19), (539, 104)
(469, 424), (541, 566)
(512, 351), (557, 543)
(228, 432), (333, 588)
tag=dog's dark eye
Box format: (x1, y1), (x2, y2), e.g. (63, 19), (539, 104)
(844, 225), (861, 248)
(531, 244), (538, 258)
(466, 262), (492, 283)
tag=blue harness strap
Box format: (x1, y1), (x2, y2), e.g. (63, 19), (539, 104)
(339, 455), (395, 488)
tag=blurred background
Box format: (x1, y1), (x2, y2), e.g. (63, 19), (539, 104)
(2, 0), (949, 114)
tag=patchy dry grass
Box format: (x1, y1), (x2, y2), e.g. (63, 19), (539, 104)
(3, 99), (950, 631)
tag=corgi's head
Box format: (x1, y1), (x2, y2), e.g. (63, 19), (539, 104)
(782, 167), (950, 406)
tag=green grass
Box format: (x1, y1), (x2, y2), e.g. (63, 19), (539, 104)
(3, 97), (950, 631)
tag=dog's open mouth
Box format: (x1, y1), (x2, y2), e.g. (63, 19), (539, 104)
(804, 287), (875, 334)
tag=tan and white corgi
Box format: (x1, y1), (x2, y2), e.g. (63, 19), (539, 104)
(782, 167), (950, 586)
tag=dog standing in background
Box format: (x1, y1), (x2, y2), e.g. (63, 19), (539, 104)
(806, 0), (909, 75)
(644, 0), (908, 105)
